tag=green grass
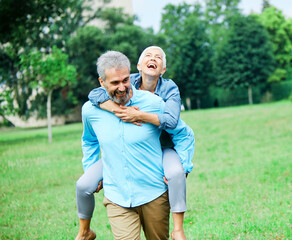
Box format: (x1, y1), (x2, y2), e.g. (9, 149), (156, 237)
(0, 101), (291, 239)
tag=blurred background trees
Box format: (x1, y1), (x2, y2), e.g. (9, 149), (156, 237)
(0, 0), (291, 127)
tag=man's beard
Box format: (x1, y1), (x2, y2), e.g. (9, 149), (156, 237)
(109, 85), (131, 105)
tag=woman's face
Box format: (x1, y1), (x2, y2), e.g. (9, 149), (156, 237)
(137, 48), (166, 77)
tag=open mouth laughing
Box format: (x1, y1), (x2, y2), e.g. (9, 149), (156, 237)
(147, 63), (157, 69)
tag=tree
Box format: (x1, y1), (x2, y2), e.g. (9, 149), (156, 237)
(204, 0), (240, 45)
(0, 88), (15, 122)
(262, 0), (271, 12)
(160, 2), (194, 79)
(160, 3), (213, 109)
(259, 7), (292, 82)
(174, 15), (213, 109)
(0, 0), (97, 118)
(20, 46), (77, 142)
(68, 26), (106, 103)
(216, 14), (275, 104)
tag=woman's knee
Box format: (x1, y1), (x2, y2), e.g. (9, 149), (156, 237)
(76, 177), (93, 195)
(164, 166), (185, 181)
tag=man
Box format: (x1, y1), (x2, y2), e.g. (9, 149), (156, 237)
(88, 46), (193, 240)
(81, 50), (195, 239)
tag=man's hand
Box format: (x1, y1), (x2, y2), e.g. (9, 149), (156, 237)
(163, 173), (188, 185)
(113, 106), (143, 126)
(95, 180), (103, 193)
(163, 177), (168, 185)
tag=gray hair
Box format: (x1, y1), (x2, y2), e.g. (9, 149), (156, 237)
(97, 51), (131, 81)
(137, 46), (166, 69)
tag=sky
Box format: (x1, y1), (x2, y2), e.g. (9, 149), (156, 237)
(132, 0), (292, 32)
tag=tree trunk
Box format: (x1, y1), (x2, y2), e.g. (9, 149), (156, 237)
(196, 96), (201, 109)
(248, 85), (253, 105)
(186, 97), (192, 110)
(47, 90), (53, 143)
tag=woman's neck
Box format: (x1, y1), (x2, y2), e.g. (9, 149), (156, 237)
(139, 74), (160, 93)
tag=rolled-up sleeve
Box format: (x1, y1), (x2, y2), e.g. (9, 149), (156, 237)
(88, 87), (110, 107)
(81, 104), (100, 172)
(166, 120), (195, 174)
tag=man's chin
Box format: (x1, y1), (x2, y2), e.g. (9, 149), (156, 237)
(112, 96), (129, 105)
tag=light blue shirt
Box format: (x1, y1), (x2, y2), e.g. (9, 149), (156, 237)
(82, 87), (194, 208)
(88, 73), (181, 130)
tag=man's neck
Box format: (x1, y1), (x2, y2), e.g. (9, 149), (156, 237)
(139, 74), (159, 93)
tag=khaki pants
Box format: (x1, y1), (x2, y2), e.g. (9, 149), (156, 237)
(103, 192), (170, 240)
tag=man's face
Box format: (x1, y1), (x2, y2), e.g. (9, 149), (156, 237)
(99, 67), (132, 105)
(137, 48), (166, 77)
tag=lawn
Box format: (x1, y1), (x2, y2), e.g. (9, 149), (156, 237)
(0, 101), (291, 239)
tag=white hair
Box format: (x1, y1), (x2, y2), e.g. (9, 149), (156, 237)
(137, 46), (166, 68)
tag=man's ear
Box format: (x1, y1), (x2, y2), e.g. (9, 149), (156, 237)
(99, 77), (105, 88)
(137, 63), (142, 71)
(160, 67), (166, 76)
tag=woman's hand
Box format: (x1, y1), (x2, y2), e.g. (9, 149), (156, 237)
(113, 106), (143, 126)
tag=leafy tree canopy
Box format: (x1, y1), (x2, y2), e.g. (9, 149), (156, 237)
(216, 14), (275, 103)
(259, 6), (292, 82)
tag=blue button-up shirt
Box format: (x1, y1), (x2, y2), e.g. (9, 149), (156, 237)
(88, 73), (181, 130)
(82, 87), (194, 208)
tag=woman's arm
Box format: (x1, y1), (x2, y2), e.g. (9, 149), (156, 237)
(88, 78), (182, 129)
(156, 80), (181, 130)
(113, 106), (160, 126)
(88, 87), (123, 112)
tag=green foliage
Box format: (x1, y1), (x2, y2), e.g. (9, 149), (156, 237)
(215, 14), (275, 102)
(268, 68), (287, 82)
(20, 46), (77, 93)
(175, 16), (213, 108)
(0, 0), (84, 49)
(160, 3), (213, 109)
(289, 92), (292, 102)
(259, 7), (292, 80)
(270, 81), (292, 101)
(262, 0), (271, 12)
(0, 0), (86, 118)
(160, 2), (194, 77)
(0, 102), (291, 239)
(68, 26), (106, 102)
(204, 0), (240, 46)
(100, 7), (134, 33)
(0, 88), (16, 117)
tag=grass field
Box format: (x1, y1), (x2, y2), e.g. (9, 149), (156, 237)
(0, 101), (291, 239)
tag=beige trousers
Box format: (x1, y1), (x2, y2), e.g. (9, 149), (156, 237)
(103, 192), (170, 240)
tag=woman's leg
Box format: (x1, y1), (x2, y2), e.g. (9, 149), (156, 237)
(75, 160), (103, 240)
(163, 148), (187, 240)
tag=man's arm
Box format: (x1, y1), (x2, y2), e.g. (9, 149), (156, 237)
(81, 104), (100, 172)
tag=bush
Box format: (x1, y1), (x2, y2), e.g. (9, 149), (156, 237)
(270, 81), (292, 101)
